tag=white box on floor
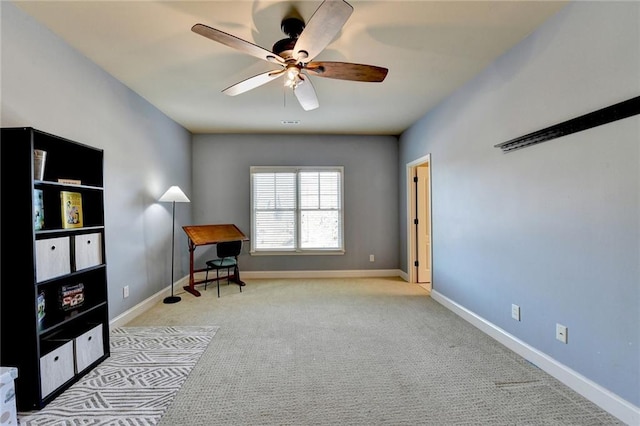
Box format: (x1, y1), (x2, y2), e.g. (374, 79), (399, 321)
(0, 366), (18, 426)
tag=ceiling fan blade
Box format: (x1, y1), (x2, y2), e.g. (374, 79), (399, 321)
(292, 0), (353, 62)
(192, 23), (285, 65)
(305, 61), (388, 82)
(293, 75), (319, 111)
(222, 69), (286, 96)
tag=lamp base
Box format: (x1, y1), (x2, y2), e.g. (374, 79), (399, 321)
(163, 295), (181, 304)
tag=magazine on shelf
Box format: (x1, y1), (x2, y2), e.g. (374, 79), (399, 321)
(60, 191), (83, 229)
(34, 189), (44, 230)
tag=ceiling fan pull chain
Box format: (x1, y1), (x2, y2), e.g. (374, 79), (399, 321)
(283, 84), (287, 108)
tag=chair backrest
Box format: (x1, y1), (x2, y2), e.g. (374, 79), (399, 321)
(217, 240), (242, 258)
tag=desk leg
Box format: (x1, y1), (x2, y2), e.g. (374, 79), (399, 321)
(183, 240), (202, 297)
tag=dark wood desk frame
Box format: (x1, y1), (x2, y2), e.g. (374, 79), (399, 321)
(182, 224), (249, 297)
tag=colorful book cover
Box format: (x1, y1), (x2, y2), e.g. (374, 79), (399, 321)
(61, 191), (83, 229)
(59, 283), (84, 311)
(37, 291), (46, 324)
(34, 189), (45, 230)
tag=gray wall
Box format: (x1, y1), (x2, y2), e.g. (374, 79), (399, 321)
(399, 1), (639, 407)
(1, 2), (193, 320)
(191, 134), (399, 272)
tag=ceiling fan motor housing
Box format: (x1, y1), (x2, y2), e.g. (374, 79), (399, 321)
(272, 38), (297, 60)
(273, 17), (306, 61)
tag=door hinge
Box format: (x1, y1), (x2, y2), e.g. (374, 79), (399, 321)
(414, 260), (419, 267)
(413, 176), (418, 183)
(414, 218), (419, 225)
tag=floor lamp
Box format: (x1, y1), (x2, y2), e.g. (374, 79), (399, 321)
(159, 186), (190, 304)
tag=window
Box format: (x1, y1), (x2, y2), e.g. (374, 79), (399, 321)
(250, 166), (344, 254)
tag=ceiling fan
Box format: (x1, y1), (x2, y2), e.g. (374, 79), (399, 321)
(191, 0), (388, 111)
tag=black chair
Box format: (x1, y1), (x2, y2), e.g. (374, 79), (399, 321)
(204, 240), (242, 298)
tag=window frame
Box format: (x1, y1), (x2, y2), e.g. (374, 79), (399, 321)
(250, 166), (345, 256)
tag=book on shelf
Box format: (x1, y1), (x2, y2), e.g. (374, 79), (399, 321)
(59, 283), (84, 311)
(37, 291), (46, 324)
(34, 189), (45, 230)
(60, 191), (83, 229)
(58, 178), (81, 185)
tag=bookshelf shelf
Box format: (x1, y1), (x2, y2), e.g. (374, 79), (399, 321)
(0, 127), (110, 410)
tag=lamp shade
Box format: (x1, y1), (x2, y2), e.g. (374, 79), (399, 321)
(159, 186), (190, 203)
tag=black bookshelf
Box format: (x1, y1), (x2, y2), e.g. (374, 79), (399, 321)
(0, 127), (110, 410)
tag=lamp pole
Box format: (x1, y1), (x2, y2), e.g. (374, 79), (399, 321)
(164, 199), (180, 304)
(159, 186), (190, 304)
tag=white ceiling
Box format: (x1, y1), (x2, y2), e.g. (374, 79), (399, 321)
(13, 0), (568, 135)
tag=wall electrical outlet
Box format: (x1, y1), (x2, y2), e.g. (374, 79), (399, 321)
(123, 285), (129, 299)
(369, 254), (375, 262)
(556, 323), (568, 343)
(511, 304), (521, 321)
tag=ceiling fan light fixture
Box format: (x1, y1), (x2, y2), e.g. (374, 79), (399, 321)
(284, 66), (302, 88)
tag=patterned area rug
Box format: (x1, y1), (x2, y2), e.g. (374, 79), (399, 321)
(19, 326), (218, 426)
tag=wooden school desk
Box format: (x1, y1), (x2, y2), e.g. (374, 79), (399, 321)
(182, 224), (249, 297)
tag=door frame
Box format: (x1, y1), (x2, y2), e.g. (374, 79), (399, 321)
(406, 154), (432, 288)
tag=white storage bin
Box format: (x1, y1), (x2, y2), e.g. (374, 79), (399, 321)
(74, 233), (103, 271)
(36, 237), (71, 282)
(0, 367), (18, 426)
(74, 324), (104, 372)
(40, 341), (74, 398)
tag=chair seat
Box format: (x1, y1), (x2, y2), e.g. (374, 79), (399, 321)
(206, 258), (236, 268)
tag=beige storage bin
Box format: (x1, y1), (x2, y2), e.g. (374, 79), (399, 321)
(35, 237), (71, 282)
(74, 324), (104, 372)
(40, 341), (74, 398)
(74, 233), (103, 271)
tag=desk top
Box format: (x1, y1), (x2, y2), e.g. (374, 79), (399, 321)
(182, 224), (248, 246)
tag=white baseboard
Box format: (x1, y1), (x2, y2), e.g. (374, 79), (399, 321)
(240, 269), (402, 279)
(431, 290), (639, 426)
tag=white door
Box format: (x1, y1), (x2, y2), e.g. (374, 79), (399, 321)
(416, 165), (431, 283)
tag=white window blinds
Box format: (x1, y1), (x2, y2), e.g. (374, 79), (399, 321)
(251, 167), (344, 254)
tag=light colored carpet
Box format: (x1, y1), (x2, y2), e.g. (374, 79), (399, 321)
(18, 326), (217, 425)
(126, 277), (623, 425)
